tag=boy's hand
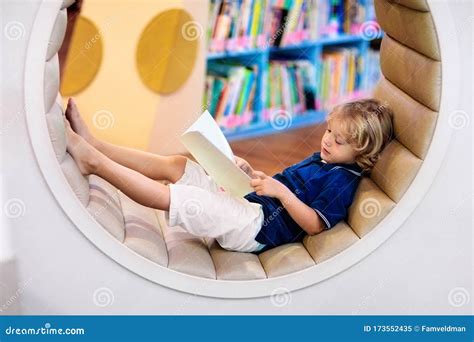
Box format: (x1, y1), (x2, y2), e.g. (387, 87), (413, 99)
(250, 171), (289, 199)
(235, 156), (255, 178)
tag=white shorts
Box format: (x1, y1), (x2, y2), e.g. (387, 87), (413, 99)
(165, 158), (266, 253)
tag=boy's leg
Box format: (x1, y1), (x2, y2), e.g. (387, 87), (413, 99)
(65, 120), (170, 211)
(65, 98), (187, 183)
(93, 140), (187, 184)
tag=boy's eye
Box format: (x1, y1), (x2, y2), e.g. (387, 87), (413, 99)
(336, 140), (343, 145)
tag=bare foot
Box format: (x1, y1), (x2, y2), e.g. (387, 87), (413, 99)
(65, 98), (97, 147)
(64, 118), (100, 176)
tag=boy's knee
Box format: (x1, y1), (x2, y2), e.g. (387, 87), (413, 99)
(172, 155), (187, 169)
(169, 155), (188, 182)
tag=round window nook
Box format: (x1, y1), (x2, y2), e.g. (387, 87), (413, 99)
(24, 0), (459, 298)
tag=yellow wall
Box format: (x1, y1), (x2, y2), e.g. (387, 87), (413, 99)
(62, 0), (207, 155)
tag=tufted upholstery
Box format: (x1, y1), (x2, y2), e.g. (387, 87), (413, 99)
(47, 0), (440, 280)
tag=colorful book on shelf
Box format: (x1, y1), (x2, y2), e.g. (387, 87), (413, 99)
(208, 0), (271, 52)
(215, 80), (230, 122)
(206, 62), (258, 128)
(269, 4), (289, 47)
(344, 0), (366, 34)
(319, 47), (369, 109)
(266, 60), (317, 116)
(208, 0), (378, 52)
(281, 0), (303, 46)
(180, 110), (254, 197)
(209, 77), (225, 116)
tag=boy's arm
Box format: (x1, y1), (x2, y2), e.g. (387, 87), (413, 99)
(277, 189), (325, 236)
(250, 171), (325, 236)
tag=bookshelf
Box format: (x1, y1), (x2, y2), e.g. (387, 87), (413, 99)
(204, 0), (383, 142)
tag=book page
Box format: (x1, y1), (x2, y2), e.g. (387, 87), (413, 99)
(181, 111), (254, 197)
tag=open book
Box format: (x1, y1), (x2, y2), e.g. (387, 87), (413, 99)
(180, 111), (254, 197)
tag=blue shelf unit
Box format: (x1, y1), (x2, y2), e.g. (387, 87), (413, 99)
(205, 2), (383, 142)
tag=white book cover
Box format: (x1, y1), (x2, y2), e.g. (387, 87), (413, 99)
(180, 110), (254, 197)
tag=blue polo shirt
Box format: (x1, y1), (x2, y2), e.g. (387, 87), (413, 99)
(244, 152), (363, 253)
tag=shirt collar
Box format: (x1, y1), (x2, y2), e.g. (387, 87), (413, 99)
(314, 152), (364, 177)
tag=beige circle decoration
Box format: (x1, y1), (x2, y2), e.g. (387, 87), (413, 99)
(136, 9), (199, 94)
(60, 16), (103, 96)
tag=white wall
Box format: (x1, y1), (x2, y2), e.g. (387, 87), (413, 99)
(0, 0), (472, 315)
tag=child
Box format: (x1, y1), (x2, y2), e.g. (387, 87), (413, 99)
(64, 98), (393, 254)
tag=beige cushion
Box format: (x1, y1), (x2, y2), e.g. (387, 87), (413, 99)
(370, 140), (422, 203)
(388, 0), (429, 12)
(44, 54), (60, 113)
(304, 222), (359, 263)
(374, 76), (438, 159)
(45, 102), (67, 162)
(87, 175), (125, 241)
(156, 211), (216, 279)
(375, 0), (440, 61)
(380, 34), (441, 112)
(207, 239), (266, 280)
(118, 192), (168, 266)
(46, 8), (67, 61)
(61, 154), (90, 206)
(347, 178), (396, 237)
(61, 0), (76, 9)
(259, 243), (315, 278)
(42, 0), (443, 282)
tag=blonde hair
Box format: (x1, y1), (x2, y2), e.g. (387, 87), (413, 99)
(328, 98), (394, 173)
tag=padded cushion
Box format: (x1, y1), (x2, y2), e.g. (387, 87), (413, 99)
(46, 8), (68, 61)
(303, 222), (359, 263)
(61, 0), (76, 9)
(370, 140), (422, 203)
(375, 0), (440, 61)
(156, 211), (216, 279)
(60, 154), (90, 206)
(380, 34), (441, 112)
(119, 192), (168, 266)
(44, 54), (60, 113)
(373, 76), (438, 159)
(388, 0), (429, 12)
(87, 175), (125, 241)
(43, 0), (442, 283)
(45, 101), (67, 162)
(207, 239), (266, 280)
(259, 243), (315, 278)
(347, 178), (396, 238)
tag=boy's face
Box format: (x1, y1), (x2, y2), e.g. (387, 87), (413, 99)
(320, 118), (358, 164)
